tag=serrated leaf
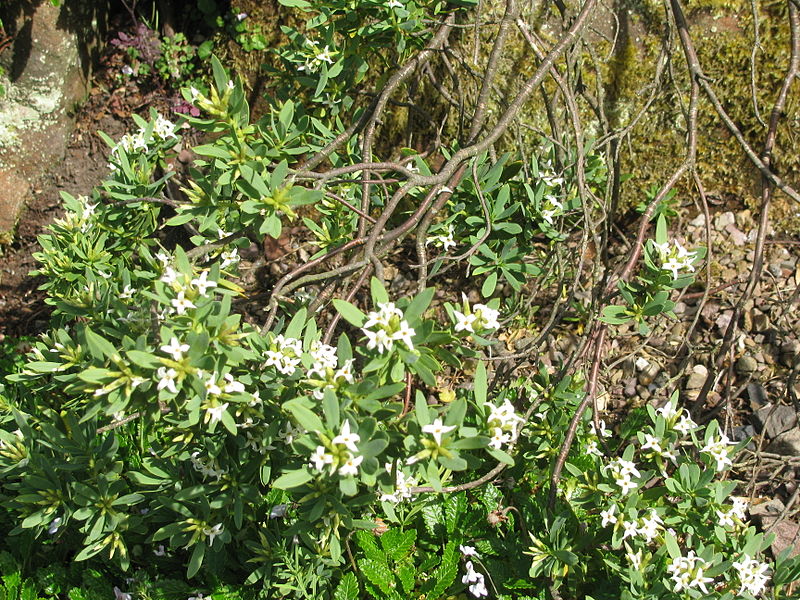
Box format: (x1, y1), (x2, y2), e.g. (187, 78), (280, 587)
(334, 572), (359, 600)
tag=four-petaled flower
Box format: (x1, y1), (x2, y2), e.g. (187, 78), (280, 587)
(332, 421), (361, 452)
(157, 367), (178, 394)
(206, 403), (229, 424)
(338, 454), (364, 477)
(203, 523), (224, 545)
(191, 271), (217, 296)
(161, 336), (189, 361)
(171, 291), (196, 315)
(422, 418), (456, 445)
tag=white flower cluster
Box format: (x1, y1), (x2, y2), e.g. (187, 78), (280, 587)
(379, 463), (417, 503)
(619, 509), (663, 543)
(653, 240), (698, 279)
(109, 114), (177, 168)
(426, 224), (457, 252)
(700, 432), (736, 471)
(297, 39), (336, 74)
(732, 555), (770, 597)
(605, 457), (641, 495)
(666, 550), (714, 594)
(190, 451), (226, 481)
(54, 195), (98, 233)
(486, 399), (525, 450)
(265, 334), (303, 375)
(656, 401), (698, 435)
(361, 302), (415, 354)
(716, 496), (748, 528)
(310, 421), (363, 477)
(452, 298), (501, 334)
(461, 555), (488, 598)
(305, 341), (355, 399)
(539, 160), (565, 188)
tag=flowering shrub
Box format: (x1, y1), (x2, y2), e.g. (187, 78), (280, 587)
(3, 0), (800, 597)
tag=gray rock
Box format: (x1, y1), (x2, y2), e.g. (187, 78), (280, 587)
(751, 309), (771, 332)
(780, 340), (800, 368)
(747, 383), (768, 409)
(765, 428), (800, 456)
(686, 364), (708, 390)
(638, 363), (660, 386)
(725, 223), (748, 246)
(735, 355), (758, 376)
(714, 211), (736, 230)
(753, 404), (798, 438)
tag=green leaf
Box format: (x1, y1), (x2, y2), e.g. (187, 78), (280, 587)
(322, 389), (339, 430)
(474, 362), (487, 407)
(84, 327), (119, 361)
(481, 272), (498, 297)
(404, 288), (434, 323)
(370, 277), (389, 305)
(332, 300), (366, 327)
(334, 572), (359, 600)
(187, 542), (205, 578)
(283, 399), (324, 432)
(415, 390), (431, 427)
(359, 559), (393, 595)
(273, 469), (313, 489)
(210, 55), (229, 94)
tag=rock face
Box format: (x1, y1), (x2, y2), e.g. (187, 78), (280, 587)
(0, 1), (107, 243)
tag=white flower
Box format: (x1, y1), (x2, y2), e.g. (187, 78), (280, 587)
(157, 367), (178, 394)
(203, 523), (223, 545)
(154, 114), (177, 139)
(674, 411), (698, 435)
(586, 439), (603, 457)
(206, 403), (229, 424)
(732, 556), (770, 597)
(335, 359), (355, 384)
(461, 561), (488, 598)
(153, 544), (166, 556)
(474, 304), (500, 330)
(310, 446), (334, 471)
(338, 454), (363, 477)
(717, 509), (735, 528)
(701, 433), (735, 471)
(171, 291), (196, 315)
(364, 328), (394, 353)
(422, 418), (456, 445)
(459, 544), (479, 557)
(160, 266), (180, 285)
(600, 505), (617, 527)
(332, 421), (361, 452)
(220, 248), (239, 268)
(641, 433), (663, 453)
(489, 427), (510, 450)
(453, 310), (476, 333)
(656, 402), (679, 420)
(392, 320), (415, 350)
(438, 186), (453, 195)
(638, 510), (663, 542)
(667, 551), (713, 594)
(621, 519), (639, 540)
(120, 285), (135, 299)
(48, 516), (62, 535)
(387, 0), (403, 8)
(627, 549), (643, 570)
(203, 372), (222, 396)
(589, 419), (612, 438)
(191, 271), (217, 296)
(223, 373), (245, 394)
(731, 496), (749, 519)
(161, 337), (189, 361)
